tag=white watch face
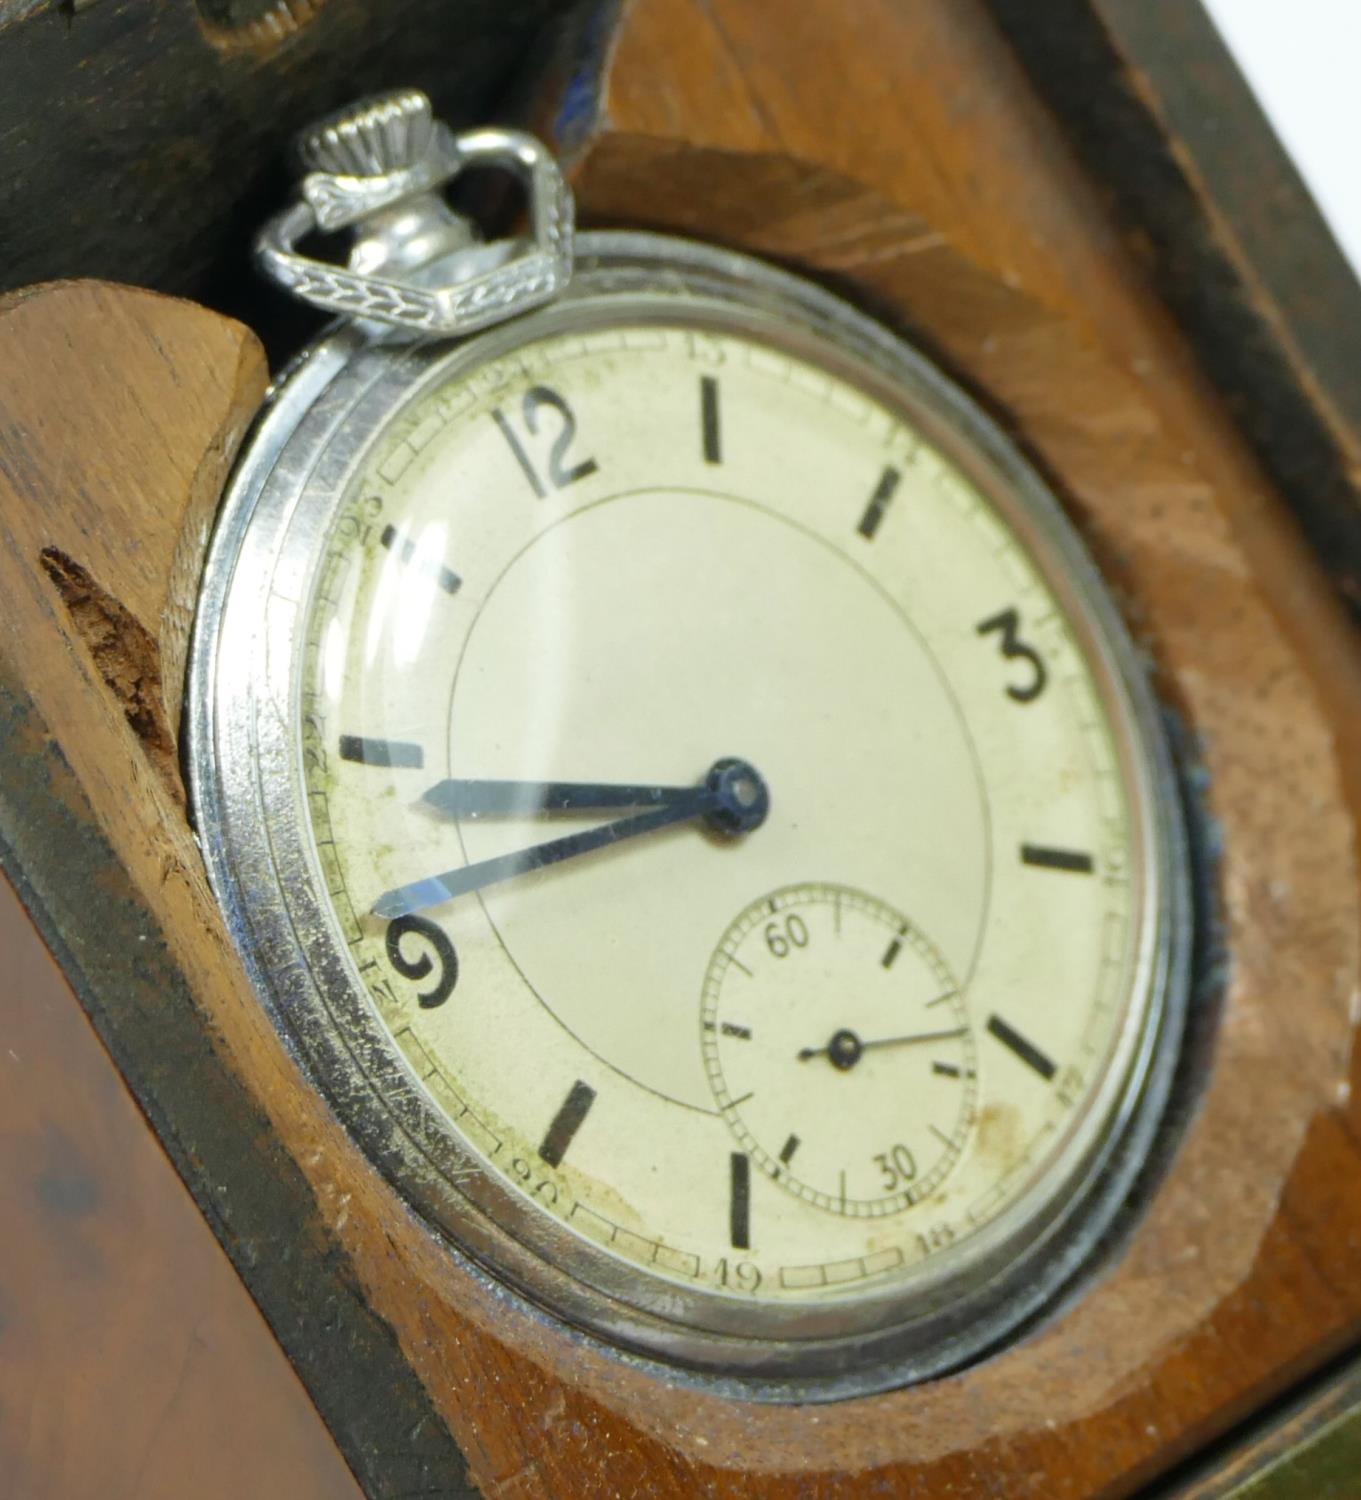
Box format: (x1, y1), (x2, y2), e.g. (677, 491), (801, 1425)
(195, 238), (1185, 1391)
(302, 316), (1154, 1281)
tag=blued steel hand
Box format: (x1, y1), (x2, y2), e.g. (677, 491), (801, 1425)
(373, 757), (769, 919)
(423, 777), (708, 818)
(798, 1021), (964, 1070)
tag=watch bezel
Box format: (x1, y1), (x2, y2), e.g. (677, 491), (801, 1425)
(187, 230), (1191, 1399)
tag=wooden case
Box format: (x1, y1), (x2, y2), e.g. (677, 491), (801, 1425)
(4, 2), (1361, 1495)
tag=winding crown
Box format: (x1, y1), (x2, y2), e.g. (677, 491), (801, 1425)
(300, 89), (436, 178)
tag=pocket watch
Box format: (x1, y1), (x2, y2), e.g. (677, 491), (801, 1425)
(187, 88), (1191, 1399)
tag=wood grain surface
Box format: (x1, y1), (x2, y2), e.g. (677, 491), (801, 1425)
(981, 0), (1361, 621)
(0, 869), (361, 1500)
(4, 1), (1361, 1496)
(0, 281), (479, 1500)
(1166, 1348), (1361, 1498)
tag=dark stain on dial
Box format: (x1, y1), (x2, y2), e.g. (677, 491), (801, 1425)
(974, 1101), (1025, 1178)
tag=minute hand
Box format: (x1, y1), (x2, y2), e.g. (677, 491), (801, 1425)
(372, 789), (713, 919)
(374, 755), (769, 919)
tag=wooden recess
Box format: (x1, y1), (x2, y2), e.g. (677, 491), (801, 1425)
(4, 1), (1361, 1495)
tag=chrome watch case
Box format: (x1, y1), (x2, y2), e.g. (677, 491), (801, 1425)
(187, 92), (1191, 1400)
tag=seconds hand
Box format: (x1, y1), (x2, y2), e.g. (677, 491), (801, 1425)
(371, 756), (770, 919)
(797, 1024), (966, 1069)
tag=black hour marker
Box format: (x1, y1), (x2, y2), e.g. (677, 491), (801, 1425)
(538, 1080), (597, 1167)
(857, 464), (901, 539)
(1021, 843), (1095, 874)
(987, 1015), (1057, 1080)
(700, 374), (722, 464)
(721, 1021), (752, 1040)
(881, 931), (905, 969)
(730, 1152), (751, 1249)
(338, 735), (424, 769)
(380, 525), (462, 594)
(932, 1061), (961, 1078)
(779, 1134), (801, 1165)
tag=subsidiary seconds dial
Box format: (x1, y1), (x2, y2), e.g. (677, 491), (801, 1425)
(704, 885), (977, 1217)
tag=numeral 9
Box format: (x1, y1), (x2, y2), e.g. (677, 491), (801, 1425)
(384, 914), (459, 1008)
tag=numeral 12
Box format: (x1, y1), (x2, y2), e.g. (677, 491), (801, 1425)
(492, 384), (599, 498)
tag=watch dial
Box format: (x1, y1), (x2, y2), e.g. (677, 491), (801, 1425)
(294, 310), (1163, 1320)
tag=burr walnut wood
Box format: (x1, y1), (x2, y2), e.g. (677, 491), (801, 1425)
(5, 1), (1361, 1496)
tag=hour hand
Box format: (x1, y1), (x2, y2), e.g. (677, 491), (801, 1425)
(374, 757), (770, 918)
(422, 777), (702, 818)
(374, 793), (710, 919)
